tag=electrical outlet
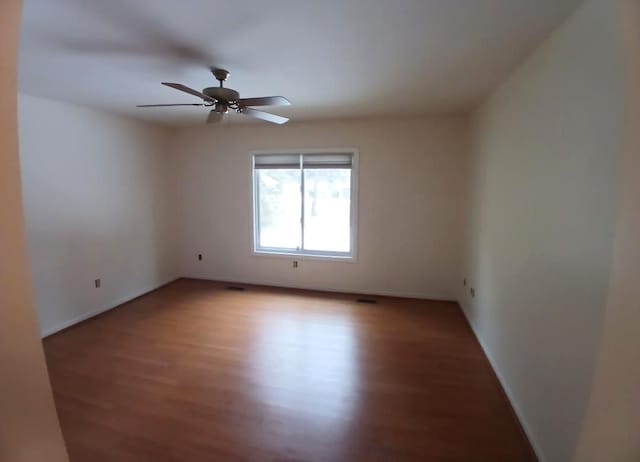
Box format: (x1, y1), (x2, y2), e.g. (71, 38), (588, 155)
(293, 261), (299, 268)
(95, 278), (101, 288)
(198, 254), (203, 261)
(470, 287), (476, 298)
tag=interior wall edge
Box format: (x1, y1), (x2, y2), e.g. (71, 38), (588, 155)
(0, 0), (69, 459)
(572, 0), (640, 459)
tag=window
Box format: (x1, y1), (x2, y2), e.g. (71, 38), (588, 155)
(252, 151), (357, 259)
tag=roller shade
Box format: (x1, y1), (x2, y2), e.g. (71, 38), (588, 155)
(254, 154), (300, 169)
(303, 153), (353, 169)
(254, 153), (353, 170)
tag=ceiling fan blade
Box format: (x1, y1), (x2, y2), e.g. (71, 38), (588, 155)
(240, 107), (289, 125)
(207, 111), (224, 124)
(136, 103), (205, 107)
(162, 82), (215, 102)
(237, 96), (291, 107)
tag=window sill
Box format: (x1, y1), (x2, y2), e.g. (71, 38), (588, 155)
(252, 250), (357, 263)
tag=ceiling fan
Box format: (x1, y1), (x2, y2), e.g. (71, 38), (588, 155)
(137, 68), (291, 125)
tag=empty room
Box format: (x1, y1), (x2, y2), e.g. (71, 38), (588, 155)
(2, 0), (639, 461)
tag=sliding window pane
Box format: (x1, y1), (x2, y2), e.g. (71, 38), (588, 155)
(303, 168), (351, 253)
(257, 169), (301, 250)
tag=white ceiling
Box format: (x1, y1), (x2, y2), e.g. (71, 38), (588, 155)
(19, 0), (580, 127)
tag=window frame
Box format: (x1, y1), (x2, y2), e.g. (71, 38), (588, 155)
(251, 148), (359, 261)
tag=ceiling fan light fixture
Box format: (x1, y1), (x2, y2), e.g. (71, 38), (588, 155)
(214, 102), (229, 114)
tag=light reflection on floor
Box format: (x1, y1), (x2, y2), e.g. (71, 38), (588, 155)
(249, 308), (360, 457)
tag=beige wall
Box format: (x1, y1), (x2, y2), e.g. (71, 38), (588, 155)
(0, 1), (69, 460)
(574, 1), (640, 460)
(460, 0), (623, 461)
(171, 116), (469, 299)
(19, 94), (179, 336)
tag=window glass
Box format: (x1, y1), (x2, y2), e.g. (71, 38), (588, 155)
(256, 169), (301, 250)
(303, 168), (351, 252)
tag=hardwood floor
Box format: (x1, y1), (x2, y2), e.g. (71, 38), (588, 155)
(44, 279), (536, 462)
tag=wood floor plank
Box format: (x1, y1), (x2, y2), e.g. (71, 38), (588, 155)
(44, 279), (536, 462)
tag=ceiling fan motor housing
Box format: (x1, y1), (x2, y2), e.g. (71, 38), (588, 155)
(204, 87), (240, 103)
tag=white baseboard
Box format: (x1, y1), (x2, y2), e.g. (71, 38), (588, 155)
(41, 277), (180, 338)
(185, 274), (458, 302)
(457, 299), (545, 462)
(41, 275), (454, 339)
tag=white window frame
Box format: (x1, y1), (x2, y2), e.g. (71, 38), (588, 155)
(251, 148), (358, 261)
